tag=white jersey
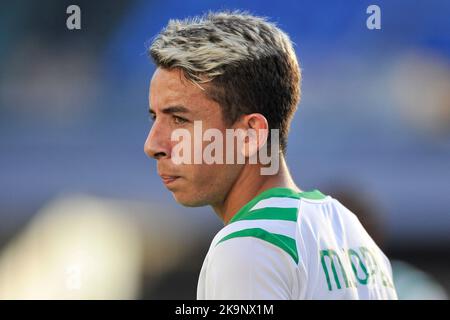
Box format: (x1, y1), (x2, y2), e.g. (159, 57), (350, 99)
(197, 187), (398, 299)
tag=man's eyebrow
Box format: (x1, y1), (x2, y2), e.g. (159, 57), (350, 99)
(148, 105), (190, 115)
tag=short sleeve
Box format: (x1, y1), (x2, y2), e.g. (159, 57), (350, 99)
(203, 236), (298, 299)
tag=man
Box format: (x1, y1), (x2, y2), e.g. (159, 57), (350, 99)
(144, 11), (398, 299)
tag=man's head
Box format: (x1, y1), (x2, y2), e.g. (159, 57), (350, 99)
(144, 11), (301, 207)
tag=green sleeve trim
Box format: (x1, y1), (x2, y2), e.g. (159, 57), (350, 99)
(216, 227), (299, 264)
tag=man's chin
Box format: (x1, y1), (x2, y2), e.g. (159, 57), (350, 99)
(171, 192), (208, 207)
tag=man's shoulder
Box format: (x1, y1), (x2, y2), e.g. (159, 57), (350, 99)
(208, 188), (334, 264)
(201, 233), (298, 299)
(210, 216), (300, 266)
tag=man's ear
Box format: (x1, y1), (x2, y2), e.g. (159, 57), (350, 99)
(239, 113), (269, 159)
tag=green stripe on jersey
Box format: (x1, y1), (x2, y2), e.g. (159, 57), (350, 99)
(228, 188), (326, 224)
(216, 227), (299, 264)
(233, 207), (298, 222)
(298, 189), (327, 200)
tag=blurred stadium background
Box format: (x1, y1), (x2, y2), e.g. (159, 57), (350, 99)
(0, 0), (449, 299)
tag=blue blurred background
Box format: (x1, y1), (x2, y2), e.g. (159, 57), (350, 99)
(0, 0), (449, 299)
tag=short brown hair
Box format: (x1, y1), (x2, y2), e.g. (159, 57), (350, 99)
(149, 11), (301, 154)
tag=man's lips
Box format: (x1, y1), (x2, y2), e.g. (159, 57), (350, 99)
(160, 175), (181, 185)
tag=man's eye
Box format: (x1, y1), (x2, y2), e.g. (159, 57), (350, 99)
(173, 115), (188, 125)
(149, 114), (156, 122)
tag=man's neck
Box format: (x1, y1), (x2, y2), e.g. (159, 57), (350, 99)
(212, 157), (301, 225)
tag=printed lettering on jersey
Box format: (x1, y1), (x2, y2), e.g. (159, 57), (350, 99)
(320, 246), (394, 291)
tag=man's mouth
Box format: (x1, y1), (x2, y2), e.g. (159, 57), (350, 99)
(160, 175), (180, 185)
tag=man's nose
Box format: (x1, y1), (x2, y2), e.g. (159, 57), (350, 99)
(144, 123), (170, 160)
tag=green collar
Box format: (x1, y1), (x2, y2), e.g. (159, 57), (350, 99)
(227, 187), (326, 225)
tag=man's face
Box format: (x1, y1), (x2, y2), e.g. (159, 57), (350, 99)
(144, 68), (242, 207)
